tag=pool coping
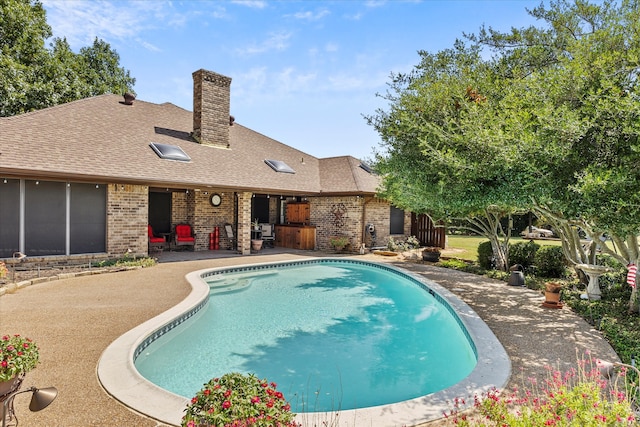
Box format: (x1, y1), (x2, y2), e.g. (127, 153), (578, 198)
(97, 257), (511, 427)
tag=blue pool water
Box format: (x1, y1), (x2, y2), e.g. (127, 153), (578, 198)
(134, 260), (476, 412)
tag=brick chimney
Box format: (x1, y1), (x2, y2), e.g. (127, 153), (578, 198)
(192, 69), (232, 148)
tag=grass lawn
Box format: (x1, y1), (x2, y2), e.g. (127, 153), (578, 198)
(444, 235), (563, 261)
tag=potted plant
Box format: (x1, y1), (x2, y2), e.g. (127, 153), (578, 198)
(543, 281), (563, 308)
(0, 334), (40, 395)
(250, 219), (264, 251)
(329, 236), (349, 252)
(422, 247), (442, 262)
(182, 372), (297, 427)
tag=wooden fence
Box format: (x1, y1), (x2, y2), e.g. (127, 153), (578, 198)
(411, 213), (446, 248)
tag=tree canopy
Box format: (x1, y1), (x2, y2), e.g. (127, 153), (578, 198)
(0, 0), (135, 117)
(368, 0), (640, 277)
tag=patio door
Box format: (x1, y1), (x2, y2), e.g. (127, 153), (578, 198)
(149, 192), (172, 233)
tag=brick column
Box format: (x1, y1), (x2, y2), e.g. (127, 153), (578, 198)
(237, 192), (252, 255)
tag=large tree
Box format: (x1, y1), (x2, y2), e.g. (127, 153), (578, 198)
(367, 41), (536, 271)
(369, 0), (640, 296)
(474, 0), (640, 309)
(0, 0), (135, 116)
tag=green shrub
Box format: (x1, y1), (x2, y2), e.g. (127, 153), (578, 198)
(182, 373), (297, 427)
(96, 256), (156, 268)
(534, 245), (567, 278)
(508, 241), (540, 271)
(439, 258), (487, 275)
(477, 241), (494, 270)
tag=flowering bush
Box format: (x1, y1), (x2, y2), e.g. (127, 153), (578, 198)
(0, 334), (40, 382)
(0, 261), (8, 279)
(444, 355), (637, 426)
(182, 372), (298, 427)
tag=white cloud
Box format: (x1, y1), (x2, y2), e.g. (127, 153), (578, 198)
(235, 31), (292, 56)
(136, 38), (161, 53)
(324, 43), (339, 53)
(231, 0), (268, 9)
(276, 68), (317, 93)
(41, 0), (216, 52)
(290, 8), (330, 21)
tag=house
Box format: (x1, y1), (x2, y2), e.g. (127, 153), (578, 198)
(0, 69), (417, 262)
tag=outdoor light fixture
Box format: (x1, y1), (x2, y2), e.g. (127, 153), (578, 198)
(2, 386), (58, 427)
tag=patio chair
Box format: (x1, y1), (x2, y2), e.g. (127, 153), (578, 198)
(174, 224), (196, 250)
(260, 223), (275, 248)
(148, 225), (166, 253)
(224, 223), (237, 250)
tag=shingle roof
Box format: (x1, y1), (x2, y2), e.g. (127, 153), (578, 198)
(0, 95), (380, 195)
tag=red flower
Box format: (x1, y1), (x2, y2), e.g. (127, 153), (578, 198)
(191, 397), (198, 404)
(275, 391), (284, 399)
(222, 400), (231, 409)
(224, 389), (232, 397)
(251, 396), (260, 404)
(266, 399), (274, 408)
(204, 389), (211, 396)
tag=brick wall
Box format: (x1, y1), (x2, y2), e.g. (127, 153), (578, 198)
(311, 196), (363, 251)
(106, 184), (148, 257)
(192, 69), (232, 149)
(309, 196), (410, 252)
(193, 190), (236, 250)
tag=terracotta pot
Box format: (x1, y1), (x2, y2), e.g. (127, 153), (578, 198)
(544, 291), (561, 304)
(0, 375), (22, 397)
(251, 239), (263, 251)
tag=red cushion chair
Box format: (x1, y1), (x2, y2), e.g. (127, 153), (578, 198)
(175, 224), (195, 250)
(148, 225), (166, 252)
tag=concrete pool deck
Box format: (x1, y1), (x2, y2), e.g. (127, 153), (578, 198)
(0, 251), (620, 426)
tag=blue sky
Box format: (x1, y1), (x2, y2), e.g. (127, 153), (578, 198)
(41, 0), (541, 160)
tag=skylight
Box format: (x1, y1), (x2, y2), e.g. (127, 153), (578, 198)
(150, 142), (191, 162)
(264, 159), (295, 174)
(359, 162), (374, 174)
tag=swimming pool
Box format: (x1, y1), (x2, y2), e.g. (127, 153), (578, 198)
(134, 260), (477, 412)
(98, 257), (510, 427)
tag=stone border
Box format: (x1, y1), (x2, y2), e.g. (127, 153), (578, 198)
(0, 266), (142, 297)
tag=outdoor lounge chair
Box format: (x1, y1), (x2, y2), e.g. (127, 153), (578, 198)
(148, 225), (166, 253)
(260, 223), (275, 248)
(174, 224), (195, 250)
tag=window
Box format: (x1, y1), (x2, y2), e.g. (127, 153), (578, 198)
(0, 179), (106, 257)
(150, 142), (191, 161)
(25, 180), (66, 256)
(0, 179), (20, 258)
(390, 206), (405, 235)
(264, 159), (295, 174)
(70, 183), (107, 254)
